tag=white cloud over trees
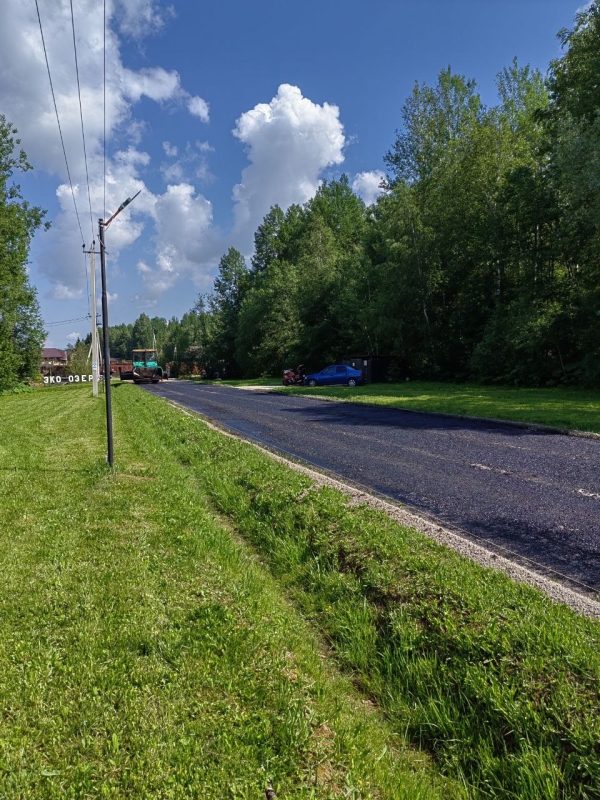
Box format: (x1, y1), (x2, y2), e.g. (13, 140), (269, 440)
(232, 84), (346, 235)
(352, 171), (388, 206)
(1, 2), (379, 308)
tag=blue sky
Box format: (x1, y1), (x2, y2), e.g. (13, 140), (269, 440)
(0, 0), (583, 347)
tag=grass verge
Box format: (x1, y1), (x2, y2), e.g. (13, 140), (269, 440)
(0, 386), (454, 799)
(147, 389), (600, 800)
(280, 381), (600, 434)
(3, 386), (600, 799)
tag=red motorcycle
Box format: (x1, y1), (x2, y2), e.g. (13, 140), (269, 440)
(282, 364), (305, 386)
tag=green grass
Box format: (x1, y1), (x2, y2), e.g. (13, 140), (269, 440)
(3, 386), (600, 799)
(139, 389), (599, 800)
(0, 386), (453, 799)
(280, 381), (600, 434)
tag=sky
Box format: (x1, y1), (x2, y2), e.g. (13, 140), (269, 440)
(0, 0), (586, 347)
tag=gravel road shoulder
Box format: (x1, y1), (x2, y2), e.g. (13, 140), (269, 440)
(170, 398), (600, 620)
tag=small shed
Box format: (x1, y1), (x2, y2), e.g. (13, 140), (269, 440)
(342, 355), (391, 384)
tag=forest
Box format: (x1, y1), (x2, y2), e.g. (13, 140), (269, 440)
(0, 115), (47, 392)
(92, 4), (599, 386)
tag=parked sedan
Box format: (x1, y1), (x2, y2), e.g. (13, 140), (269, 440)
(303, 364), (363, 387)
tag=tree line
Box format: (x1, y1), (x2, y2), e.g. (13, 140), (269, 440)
(114, 5), (598, 387)
(0, 115), (46, 392)
(3, 4), (599, 390)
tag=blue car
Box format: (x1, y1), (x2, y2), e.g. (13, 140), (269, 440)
(304, 364), (363, 387)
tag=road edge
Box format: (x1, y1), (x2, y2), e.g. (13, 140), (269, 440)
(259, 387), (600, 441)
(166, 397), (600, 621)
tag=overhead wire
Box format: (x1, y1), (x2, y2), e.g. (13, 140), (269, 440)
(44, 315), (92, 327)
(69, 0), (95, 245)
(68, 0), (95, 318)
(34, 0), (85, 247)
(36, 0), (99, 324)
(103, 0), (106, 222)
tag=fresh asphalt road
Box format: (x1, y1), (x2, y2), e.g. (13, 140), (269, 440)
(145, 381), (600, 593)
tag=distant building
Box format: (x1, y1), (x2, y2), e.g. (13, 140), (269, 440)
(41, 348), (68, 376)
(41, 348), (137, 379)
(109, 357), (133, 377)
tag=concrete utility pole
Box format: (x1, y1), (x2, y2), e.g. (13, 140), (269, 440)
(89, 246), (100, 397)
(98, 189), (141, 468)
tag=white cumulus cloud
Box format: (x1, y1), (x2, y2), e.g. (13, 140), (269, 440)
(0, 0), (209, 299)
(52, 283), (83, 301)
(121, 66), (183, 104)
(1, 0), (349, 310)
(137, 183), (216, 304)
(352, 170), (387, 206)
(187, 96), (210, 123)
(159, 141), (214, 186)
(232, 84), (346, 237)
(114, 0), (173, 39)
(160, 161), (185, 182)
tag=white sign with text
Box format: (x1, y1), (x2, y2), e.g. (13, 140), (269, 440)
(44, 374), (94, 385)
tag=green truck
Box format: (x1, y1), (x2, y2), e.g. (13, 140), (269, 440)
(126, 348), (164, 384)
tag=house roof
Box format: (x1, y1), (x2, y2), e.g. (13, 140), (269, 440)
(42, 348), (67, 360)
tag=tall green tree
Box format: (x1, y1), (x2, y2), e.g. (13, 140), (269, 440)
(130, 313), (155, 349)
(363, 183), (438, 375)
(0, 115), (47, 390)
(378, 63), (564, 383)
(236, 258), (301, 376)
(251, 205), (286, 276)
(108, 323), (133, 359)
(547, 2), (600, 384)
(65, 338), (90, 376)
(382, 70), (488, 376)
(236, 205), (307, 374)
(206, 247), (249, 372)
(549, 3), (600, 123)
(296, 178), (368, 365)
(384, 67), (483, 189)
(150, 316), (168, 359)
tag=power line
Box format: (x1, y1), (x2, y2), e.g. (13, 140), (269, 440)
(33, 0), (85, 246)
(44, 315), (92, 327)
(69, 0), (95, 244)
(103, 0), (107, 221)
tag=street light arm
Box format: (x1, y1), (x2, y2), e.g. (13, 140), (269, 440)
(103, 189), (141, 228)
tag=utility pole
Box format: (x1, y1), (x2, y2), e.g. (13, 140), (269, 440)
(98, 189), (141, 468)
(89, 244), (100, 397)
(98, 219), (114, 466)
